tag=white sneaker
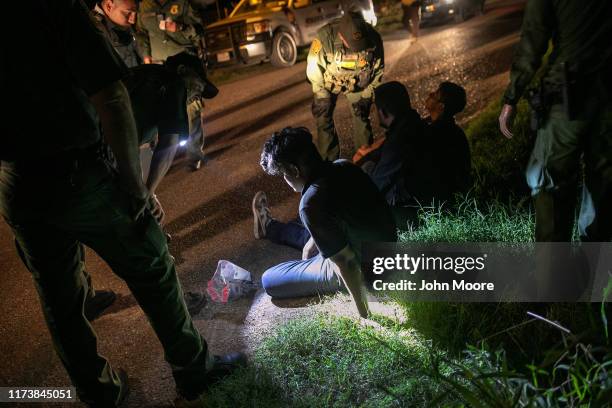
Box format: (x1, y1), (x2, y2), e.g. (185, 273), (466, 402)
(252, 191), (272, 239)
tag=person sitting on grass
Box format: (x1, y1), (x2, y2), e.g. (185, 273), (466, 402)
(423, 81), (472, 198)
(253, 127), (397, 318)
(353, 81), (472, 227)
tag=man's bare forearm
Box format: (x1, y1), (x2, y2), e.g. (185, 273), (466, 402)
(331, 246), (370, 318)
(90, 80), (147, 199)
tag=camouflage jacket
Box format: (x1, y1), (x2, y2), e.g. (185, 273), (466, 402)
(503, 0), (612, 105)
(136, 0), (204, 62)
(306, 19), (384, 99)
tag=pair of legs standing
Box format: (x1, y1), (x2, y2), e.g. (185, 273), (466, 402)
(2, 157), (214, 405)
(186, 97), (206, 170)
(526, 103), (612, 241)
(312, 92), (374, 161)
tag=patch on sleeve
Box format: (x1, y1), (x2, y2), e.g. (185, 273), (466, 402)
(170, 4), (180, 14)
(311, 39), (322, 55)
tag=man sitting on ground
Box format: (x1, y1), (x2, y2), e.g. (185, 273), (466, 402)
(253, 127), (397, 317)
(424, 81), (472, 198)
(353, 81), (472, 227)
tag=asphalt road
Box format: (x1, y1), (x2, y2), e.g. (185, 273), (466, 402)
(0, 1), (525, 406)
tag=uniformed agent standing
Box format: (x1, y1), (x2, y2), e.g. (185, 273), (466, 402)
(137, 0), (208, 170)
(0, 1), (243, 405)
(93, 0), (142, 68)
(499, 0), (612, 242)
(307, 11), (384, 161)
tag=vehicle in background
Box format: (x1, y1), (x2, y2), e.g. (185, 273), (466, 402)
(205, 0), (377, 68)
(420, 0), (484, 24)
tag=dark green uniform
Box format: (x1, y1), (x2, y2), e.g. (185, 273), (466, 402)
(137, 0), (207, 166)
(1, 1), (211, 405)
(306, 18), (384, 161)
(92, 4), (143, 68)
(503, 0), (612, 241)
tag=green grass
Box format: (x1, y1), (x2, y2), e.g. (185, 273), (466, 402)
(198, 78), (612, 406)
(203, 314), (456, 407)
(466, 98), (534, 200)
(399, 198), (534, 243)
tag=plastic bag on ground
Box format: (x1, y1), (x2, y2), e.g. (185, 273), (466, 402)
(207, 260), (259, 303)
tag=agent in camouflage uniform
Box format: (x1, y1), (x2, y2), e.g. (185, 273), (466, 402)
(499, 0), (612, 242)
(307, 12), (384, 161)
(137, 0), (208, 170)
(93, 0), (142, 68)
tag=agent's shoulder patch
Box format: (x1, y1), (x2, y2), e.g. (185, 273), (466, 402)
(311, 38), (322, 55)
(170, 4), (181, 14)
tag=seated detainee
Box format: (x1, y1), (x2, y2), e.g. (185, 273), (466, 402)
(353, 81), (472, 228)
(356, 81), (426, 206)
(423, 81), (472, 198)
(254, 127), (397, 317)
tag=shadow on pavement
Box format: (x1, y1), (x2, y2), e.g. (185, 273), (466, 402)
(206, 76), (307, 122)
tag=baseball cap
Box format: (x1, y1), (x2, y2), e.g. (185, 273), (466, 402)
(338, 12), (369, 51)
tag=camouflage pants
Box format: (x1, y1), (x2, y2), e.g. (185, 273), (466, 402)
(186, 97), (205, 161)
(526, 103), (612, 241)
(0, 156), (212, 405)
(312, 91), (373, 161)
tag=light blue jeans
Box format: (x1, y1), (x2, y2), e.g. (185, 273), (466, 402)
(262, 254), (344, 299)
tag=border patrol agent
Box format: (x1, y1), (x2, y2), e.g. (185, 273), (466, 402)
(93, 0), (143, 68)
(499, 0), (612, 242)
(307, 11), (384, 161)
(1, 1), (242, 405)
(137, 0), (209, 170)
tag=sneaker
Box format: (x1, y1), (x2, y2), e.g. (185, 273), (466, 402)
(252, 191), (272, 239)
(84, 290), (117, 321)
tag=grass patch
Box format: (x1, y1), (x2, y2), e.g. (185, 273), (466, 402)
(466, 98), (533, 200)
(399, 198), (534, 243)
(203, 314), (455, 407)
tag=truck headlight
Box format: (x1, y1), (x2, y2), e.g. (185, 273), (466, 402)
(246, 20), (270, 36)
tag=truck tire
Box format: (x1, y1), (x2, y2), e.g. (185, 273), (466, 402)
(270, 31), (297, 68)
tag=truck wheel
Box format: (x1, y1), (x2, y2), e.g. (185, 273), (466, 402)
(270, 31), (297, 67)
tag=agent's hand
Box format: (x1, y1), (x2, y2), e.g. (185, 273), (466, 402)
(159, 19), (181, 32)
(499, 104), (516, 139)
(302, 237), (319, 260)
(148, 194), (165, 224)
(143, 56), (153, 64)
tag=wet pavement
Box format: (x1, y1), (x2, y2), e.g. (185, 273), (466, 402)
(0, 1), (525, 406)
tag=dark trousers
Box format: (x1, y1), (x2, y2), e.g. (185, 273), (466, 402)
(1, 157), (211, 405)
(402, 4), (420, 38)
(526, 103), (612, 241)
(266, 219), (311, 250)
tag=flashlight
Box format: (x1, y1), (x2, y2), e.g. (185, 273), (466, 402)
(179, 140), (187, 147)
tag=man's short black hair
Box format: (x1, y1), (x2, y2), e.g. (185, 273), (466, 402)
(439, 81), (467, 116)
(260, 127), (322, 175)
(374, 81), (412, 118)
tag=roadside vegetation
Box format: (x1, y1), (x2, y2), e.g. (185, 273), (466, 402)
(200, 95), (611, 407)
